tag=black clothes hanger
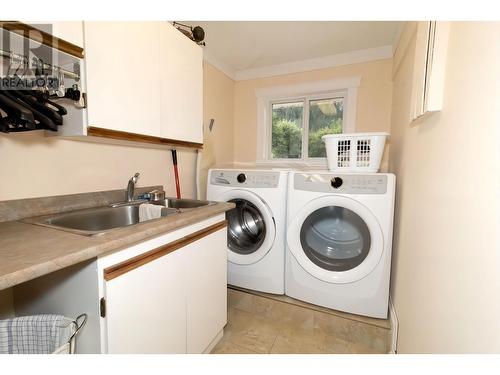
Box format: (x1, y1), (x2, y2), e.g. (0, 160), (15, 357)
(1, 56), (72, 132)
(27, 90), (68, 116)
(0, 110), (9, 133)
(0, 116), (34, 132)
(1, 91), (58, 131)
(0, 91), (36, 128)
(41, 96), (68, 116)
(11, 90), (63, 125)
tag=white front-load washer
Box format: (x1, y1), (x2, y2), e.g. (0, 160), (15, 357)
(286, 171), (395, 318)
(207, 169), (288, 294)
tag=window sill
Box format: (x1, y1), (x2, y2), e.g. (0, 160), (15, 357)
(255, 159), (329, 170)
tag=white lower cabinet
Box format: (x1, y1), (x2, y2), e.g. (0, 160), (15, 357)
(185, 229), (227, 353)
(98, 214), (227, 354)
(104, 248), (187, 354)
(13, 214), (228, 354)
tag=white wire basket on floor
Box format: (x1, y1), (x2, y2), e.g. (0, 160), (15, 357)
(0, 313), (87, 354)
(322, 132), (389, 172)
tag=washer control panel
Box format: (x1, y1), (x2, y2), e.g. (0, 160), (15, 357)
(295, 173), (387, 194)
(211, 170), (280, 188)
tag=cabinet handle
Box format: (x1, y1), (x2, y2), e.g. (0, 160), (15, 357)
(87, 127), (203, 149)
(103, 220), (227, 281)
(100, 297), (106, 318)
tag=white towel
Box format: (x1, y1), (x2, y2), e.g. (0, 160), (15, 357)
(139, 203), (163, 222)
(0, 314), (74, 354)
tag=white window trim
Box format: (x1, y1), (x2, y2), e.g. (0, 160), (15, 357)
(256, 77), (360, 167)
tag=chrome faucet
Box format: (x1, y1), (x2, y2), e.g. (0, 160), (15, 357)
(126, 173), (140, 202)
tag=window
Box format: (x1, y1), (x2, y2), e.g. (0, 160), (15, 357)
(271, 101), (304, 159)
(256, 77), (360, 165)
(271, 95), (344, 159)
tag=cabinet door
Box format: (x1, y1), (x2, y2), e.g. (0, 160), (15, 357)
(51, 22), (84, 47)
(104, 249), (187, 354)
(410, 21), (450, 122)
(26, 21), (84, 47)
(84, 22), (161, 136)
(160, 23), (203, 143)
(410, 21), (429, 121)
(186, 227), (227, 353)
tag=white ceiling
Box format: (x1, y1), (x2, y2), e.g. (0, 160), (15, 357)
(182, 21), (402, 79)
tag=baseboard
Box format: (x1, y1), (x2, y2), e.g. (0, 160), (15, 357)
(202, 329), (224, 354)
(388, 296), (399, 354)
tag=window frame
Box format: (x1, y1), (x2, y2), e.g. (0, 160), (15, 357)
(256, 77), (360, 167)
(268, 92), (347, 161)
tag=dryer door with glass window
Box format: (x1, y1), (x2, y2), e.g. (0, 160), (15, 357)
(217, 190), (276, 265)
(287, 195), (383, 284)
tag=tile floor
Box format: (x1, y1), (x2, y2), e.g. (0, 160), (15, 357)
(211, 287), (391, 354)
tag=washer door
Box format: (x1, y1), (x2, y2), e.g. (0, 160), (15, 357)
(287, 195), (383, 284)
(216, 190), (276, 265)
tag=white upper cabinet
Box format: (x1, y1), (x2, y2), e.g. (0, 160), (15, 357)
(411, 21), (450, 123)
(44, 21), (203, 145)
(160, 23), (203, 144)
(83, 22), (161, 136)
(25, 21), (84, 47)
(50, 22), (84, 48)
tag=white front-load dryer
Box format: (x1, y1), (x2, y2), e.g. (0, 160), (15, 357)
(207, 169), (288, 294)
(285, 171), (395, 318)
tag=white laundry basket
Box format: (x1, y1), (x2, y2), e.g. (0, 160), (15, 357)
(322, 132), (389, 172)
(0, 313), (87, 354)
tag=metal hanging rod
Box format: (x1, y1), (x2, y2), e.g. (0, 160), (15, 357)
(0, 48), (80, 80)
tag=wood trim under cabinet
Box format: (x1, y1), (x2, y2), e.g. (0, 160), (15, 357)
(87, 127), (204, 149)
(0, 21), (84, 59)
(103, 220), (227, 281)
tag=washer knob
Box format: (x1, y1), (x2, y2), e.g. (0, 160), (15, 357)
(237, 173), (246, 183)
(331, 176), (343, 189)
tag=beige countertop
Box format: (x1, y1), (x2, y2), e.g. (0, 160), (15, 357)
(0, 202), (234, 290)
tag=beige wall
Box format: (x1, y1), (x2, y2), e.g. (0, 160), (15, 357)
(0, 132), (197, 201)
(198, 62), (235, 199)
(203, 62), (235, 166)
(389, 22), (500, 353)
(233, 59), (393, 169)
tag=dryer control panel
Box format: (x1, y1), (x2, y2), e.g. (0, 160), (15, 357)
(294, 173), (388, 194)
(211, 170), (280, 188)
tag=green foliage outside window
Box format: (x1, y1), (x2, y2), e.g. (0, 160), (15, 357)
(271, 98), (344, 159)
(308, 99), (343, 157)
(308, 118), (342, 157)
(271, 102), (303, 158)
(272, 120), (302, 158)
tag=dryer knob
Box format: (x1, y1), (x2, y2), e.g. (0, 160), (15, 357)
(237, 173), (246, 183)
(331, 177), (343, 189)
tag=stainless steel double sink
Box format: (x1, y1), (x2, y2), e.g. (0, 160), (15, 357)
(24, 198), (215, 236)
